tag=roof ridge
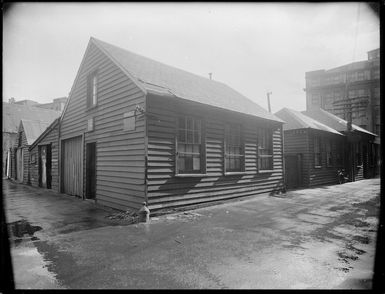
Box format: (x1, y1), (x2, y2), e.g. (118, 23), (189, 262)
(21, 118), (52, 124)
(92, 37), (238, 89)
(90, 37), (282, 123)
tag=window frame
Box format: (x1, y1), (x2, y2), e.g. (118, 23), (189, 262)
(87, 70), (98, 109)
(175, 115), (206, 176)
(224, 124), (245, 174)
(257, 128), (274, 172)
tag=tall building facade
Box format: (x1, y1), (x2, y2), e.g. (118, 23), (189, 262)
(305, 48), (380, 136)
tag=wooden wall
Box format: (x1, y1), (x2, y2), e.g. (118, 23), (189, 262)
(29, 122), (60, 191)
(146, 95), (285, 211)
(307, 129), (345, 187)
(282, 129), (311, 187)
(60, 42), (146, 211)
(15, 124), (31, 184)
(3, 132), (17, 176)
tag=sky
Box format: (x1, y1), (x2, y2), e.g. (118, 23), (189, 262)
(3, 2), (379, 113)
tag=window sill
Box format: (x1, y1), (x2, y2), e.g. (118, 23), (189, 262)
(175, 174), (208, 178)
(258, 170), (274, 173)
(224, 172), (247, 176)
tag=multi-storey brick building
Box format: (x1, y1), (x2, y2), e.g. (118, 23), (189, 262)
(305, 48), (380, 136)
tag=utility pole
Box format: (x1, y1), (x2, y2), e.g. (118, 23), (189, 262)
(267, 92), (272, 113)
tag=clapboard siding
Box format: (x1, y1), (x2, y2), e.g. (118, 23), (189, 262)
(146, 95), (284, 211)
(60, 42), (146, 210)
(283, 130), (311, 187)
(307, 129), (344, 187)
(29, 122), (60, 191)
(15, 124), (30, 184)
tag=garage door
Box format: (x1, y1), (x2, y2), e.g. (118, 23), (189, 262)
(62, 136), (82, 197)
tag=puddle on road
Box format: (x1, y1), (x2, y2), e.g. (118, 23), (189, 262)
(7, 219), (67, 288)
(7, 220), (42, 246)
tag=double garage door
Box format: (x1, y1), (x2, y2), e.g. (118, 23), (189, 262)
(62, 136), (82, 197)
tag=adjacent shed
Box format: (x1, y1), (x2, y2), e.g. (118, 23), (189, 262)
(3, 102), (60, 178)
(59, 37), (285, 212)
(303, 108), (378, 181)
(275, 108), (345, 189)
(12, 120), (51, 184)
(29, 118), (60, 191)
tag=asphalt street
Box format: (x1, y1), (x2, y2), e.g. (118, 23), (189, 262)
(3, 178), (380, 289)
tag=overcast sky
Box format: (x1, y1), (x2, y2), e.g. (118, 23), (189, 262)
(3, 2), (379, 112)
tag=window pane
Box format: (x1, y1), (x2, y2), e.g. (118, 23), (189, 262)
(194, 120), (201, 132)
(178, 117), (185, 129)
(187, 130), (193, 143)
(178, 156), (186, 172)
(185, 144), (192, 154)
(187, 117), (193, 130)
(186, 155), (193, 171)
(194, 131), (200, 144)
(234, 158), (240, 170)
(178, 130), (186, 143)
(193, 156), (200, 171)
(192, 144), (200, 154)
(177, 116), (202, 174)
(92, 75), (97, 105)
(178, 143), (186, 153)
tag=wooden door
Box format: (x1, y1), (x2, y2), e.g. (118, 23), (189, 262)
(46, 145), (52, 189)
(40, 145), (47, 188)
(16, 148), (23, 183)
(62, 136), (82, 197)
(285, 154), (302, 189)
(86, 142), (96, 199)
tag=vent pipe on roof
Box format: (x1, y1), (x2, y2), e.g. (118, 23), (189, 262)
(267, 92), (272, 113)
(209, 73), (212, 80)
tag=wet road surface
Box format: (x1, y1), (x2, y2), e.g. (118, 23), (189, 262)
(3, 178), (380, 289)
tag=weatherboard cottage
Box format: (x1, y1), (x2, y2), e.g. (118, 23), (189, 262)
(58, 37), (285, 212)
(275, 108), (346, 189)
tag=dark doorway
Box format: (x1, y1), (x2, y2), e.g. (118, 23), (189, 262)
(285, 154), (302, 189)
(86, 142), (96, 199)
(39, 145), (52, 189)
(46, 145), (52, 189)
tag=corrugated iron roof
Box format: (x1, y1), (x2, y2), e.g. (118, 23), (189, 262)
(3, 102), (60, 133)
(302, 108), (377, 137)
(91, 38), (283, 123)
(275, 108), (343, 136)
(29, 118), (60, 150)
(20, 119), (52, 145)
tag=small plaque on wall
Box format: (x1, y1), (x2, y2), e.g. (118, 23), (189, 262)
(123, 111), (135, 131)
(87, 118), (94, 131)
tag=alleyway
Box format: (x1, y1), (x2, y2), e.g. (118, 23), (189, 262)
(3, 178), (380, 289)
